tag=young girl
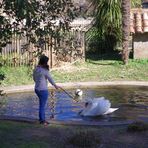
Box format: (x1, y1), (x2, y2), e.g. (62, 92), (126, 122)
(33, 55), (59, 125)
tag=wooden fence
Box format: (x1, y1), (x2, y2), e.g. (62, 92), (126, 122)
(0, 29), (86, 68)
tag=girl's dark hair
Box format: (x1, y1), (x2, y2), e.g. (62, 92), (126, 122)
(38, 55), (49, 70)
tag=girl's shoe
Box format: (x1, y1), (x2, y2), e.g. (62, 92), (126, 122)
(40, 121), (49, 126)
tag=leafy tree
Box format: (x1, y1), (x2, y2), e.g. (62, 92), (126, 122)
(0, 0), (76, 55)
(131, 0), (141, 8)
(86, 0), (122, 56)
(92, 0), (121, 39)
(86, 0), (141, 63)
(0, 4), (12, 52)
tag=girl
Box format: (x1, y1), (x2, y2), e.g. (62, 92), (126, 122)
(33, 55), (59, 125)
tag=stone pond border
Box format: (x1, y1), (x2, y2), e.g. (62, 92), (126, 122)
(2, 81), (148, 94)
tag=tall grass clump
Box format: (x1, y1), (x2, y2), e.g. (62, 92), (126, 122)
(0, 66), (33, 86)
(67, 130), (101, 148)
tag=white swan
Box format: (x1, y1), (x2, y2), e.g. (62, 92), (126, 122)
(75, 89), (83, 96)
(79, 97), (118, 116)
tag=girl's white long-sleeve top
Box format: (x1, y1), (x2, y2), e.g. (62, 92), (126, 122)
(33, 66), (56, 91)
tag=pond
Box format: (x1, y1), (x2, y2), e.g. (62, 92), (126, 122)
(0, 86), (148, 125)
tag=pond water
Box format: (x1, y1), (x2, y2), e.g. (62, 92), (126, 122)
(0, 86), (148, 124)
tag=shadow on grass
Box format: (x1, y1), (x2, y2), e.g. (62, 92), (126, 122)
(86, 50), (121, 60)
(0, 120), (148, 148)
(86, 52), (123, 66)
(86, 51), (134, 66)
(87, 60), (122, 66)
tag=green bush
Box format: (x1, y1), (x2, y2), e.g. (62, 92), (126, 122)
(0, 66), (33, 86)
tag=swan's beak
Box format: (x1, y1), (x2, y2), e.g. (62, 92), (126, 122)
(104, 108), (119, 115)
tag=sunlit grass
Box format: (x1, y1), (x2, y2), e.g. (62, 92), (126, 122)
(0, 59), (148, 86)
(52, 59), (148, 83)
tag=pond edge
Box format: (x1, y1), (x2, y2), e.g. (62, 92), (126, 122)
(2, 81), (148, 94)
(1, 81), (148, 126)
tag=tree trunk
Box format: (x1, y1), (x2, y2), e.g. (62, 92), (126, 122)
(122, 0), (131, 64)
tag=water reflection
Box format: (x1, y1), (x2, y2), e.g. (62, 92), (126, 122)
(0, 86), (148, 123)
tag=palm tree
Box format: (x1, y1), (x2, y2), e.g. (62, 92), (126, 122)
(87, 0), (138, 64)
(87, 0), (122, 53)
(93, 0), (121, 34)
(132, 0), (141, 8)
(121, 0), (131, 64)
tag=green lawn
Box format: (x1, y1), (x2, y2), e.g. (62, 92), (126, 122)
(0, 120), (147, 148)
(0, 59), (148, 86)
(53, 59), (148, 83)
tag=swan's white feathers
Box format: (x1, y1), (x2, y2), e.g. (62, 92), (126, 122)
(80, 97), (118, 116)
(75, 89), (83, 96)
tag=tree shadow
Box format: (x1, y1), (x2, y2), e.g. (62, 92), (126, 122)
(0, 63), (5, 86)
(0, 74), (5, 81)
(86, 51), (123, 65)
(86, 50), (133, 65)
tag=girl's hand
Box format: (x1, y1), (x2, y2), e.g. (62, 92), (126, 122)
(54, 85), (60, 90)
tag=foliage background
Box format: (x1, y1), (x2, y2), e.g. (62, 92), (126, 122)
(86, 0), (142, 56)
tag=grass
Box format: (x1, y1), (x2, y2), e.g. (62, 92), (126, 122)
(51, 59), (148, 82)
(0, 66), (33, 86)
(67, 130), (101, 147)
(0, 121), (100, 148)
(0, 120), (147, 148)
(0, 58), (148, 86)
(127, 121), (148, 132)
(0, 121), (51, 148)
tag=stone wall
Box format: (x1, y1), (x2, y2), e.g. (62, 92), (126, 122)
(133, 33), (148, 59)
(131, 9), (148, 59)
